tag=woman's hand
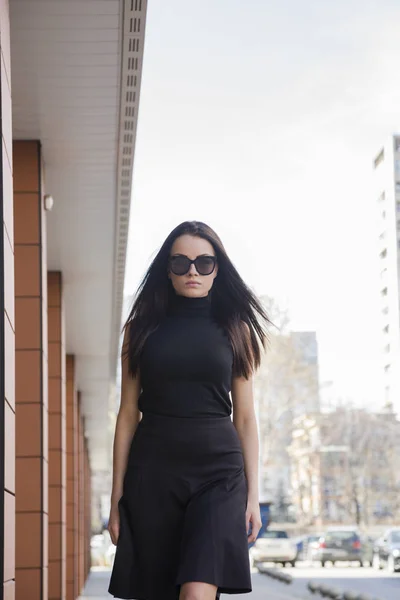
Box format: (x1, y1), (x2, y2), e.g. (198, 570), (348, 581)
(246, 497), (262, 543)
(108, 501), (121, 546)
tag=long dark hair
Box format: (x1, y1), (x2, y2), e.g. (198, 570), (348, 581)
(123, 221), (271, 379)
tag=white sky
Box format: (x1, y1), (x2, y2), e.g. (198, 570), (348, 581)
(125, 0), (400, 410)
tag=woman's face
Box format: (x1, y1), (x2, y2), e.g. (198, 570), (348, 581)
(168, 234), (218, 298)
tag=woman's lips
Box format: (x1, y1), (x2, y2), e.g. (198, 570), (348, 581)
(185, 281), (200, 286)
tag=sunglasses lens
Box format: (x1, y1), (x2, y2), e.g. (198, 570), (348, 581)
(170, 256), (190, 275)
(195, 256), (215, 275)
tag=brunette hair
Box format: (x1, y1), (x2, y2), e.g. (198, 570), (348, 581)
(123, 221), (271, 378)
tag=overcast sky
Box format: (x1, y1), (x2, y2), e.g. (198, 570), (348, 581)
(125, 0), (400, 409)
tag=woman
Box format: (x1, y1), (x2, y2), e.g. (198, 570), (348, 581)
(108, 221), (270, 600)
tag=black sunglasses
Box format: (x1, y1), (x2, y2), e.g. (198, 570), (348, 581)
(169, 254), (217, 276)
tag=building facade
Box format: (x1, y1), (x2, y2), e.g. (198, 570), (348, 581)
(289, 409), (400, 527)
(255, 329), (320, 519)
(373, 136), (400, 416)
(0, 1), (147, 599)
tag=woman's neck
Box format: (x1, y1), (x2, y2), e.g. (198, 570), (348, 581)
(168, 291), (211, 317)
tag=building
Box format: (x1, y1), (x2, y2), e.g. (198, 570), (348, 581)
(255, 330), (320, 519)
(373, 136), (400, 415)
(289, 331), (320, 416)
(0, 1), (148, 599)
(289, 409), (400, 527)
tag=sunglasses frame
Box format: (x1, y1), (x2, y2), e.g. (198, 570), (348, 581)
(169, 254), (217, 276)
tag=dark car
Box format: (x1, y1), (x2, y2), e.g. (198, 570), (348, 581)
(312, 528), (371, 567)
(372, 528), (400, 573)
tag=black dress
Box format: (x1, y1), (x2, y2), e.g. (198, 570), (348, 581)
(108, 293), (252, 600)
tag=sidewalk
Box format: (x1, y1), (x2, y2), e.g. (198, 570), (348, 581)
(78, 567), (112, 599)
(78, 568), (306, 600)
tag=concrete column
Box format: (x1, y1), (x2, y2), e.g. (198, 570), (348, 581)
(48, 272), (66, 600)
(14, 139), (49, 600)
(1, 1), (15, 599)
(66, 356), (78, 600)
(77, 397), (85, 593)
(84, 438), (91, 581)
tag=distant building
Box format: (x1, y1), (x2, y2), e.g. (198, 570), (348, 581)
(373, 137), (400, 415)
(289, 409), (400, 526)
(290, 332), (320, 416)
(255, 330), (320, 519)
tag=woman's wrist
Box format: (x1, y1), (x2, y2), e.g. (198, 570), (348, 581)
(111, 489), (122, 506)
(247, 490), (259, 504)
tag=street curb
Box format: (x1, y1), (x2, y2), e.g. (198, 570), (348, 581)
(258, 566), (293, 585)
(307, 579), (384, 600)
(258, 567), (386, 600)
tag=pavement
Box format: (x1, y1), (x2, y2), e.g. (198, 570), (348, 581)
(78, 567), (305, 600)
(79, 563), (400, 600)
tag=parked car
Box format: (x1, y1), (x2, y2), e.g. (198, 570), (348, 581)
(295, 534), (323, 562)
(249, 529), (298, 570)
(372, 528), (400, 573)
(312, 527), (371, 567)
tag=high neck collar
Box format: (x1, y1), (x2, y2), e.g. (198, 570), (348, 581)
(168, 292), (211, 317)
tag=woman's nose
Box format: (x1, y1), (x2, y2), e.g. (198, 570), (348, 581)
(188, 262), (198, 275)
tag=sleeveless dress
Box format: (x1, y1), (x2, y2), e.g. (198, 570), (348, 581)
(108, 292), (252, 599)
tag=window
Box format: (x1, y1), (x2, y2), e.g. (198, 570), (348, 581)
(380, 248), (387, 259)
(397, 202), (400, 213)
(391, 532), (400, 544)
(383, 325), (389, 334)
(382, 306), (389, 315)
(384, 344), (390, 353)
(381, 287), (388, 297)
(396, 183), (400, 194)
(378, 191), (386, 203)
(379, 231), (386, 241)
(395, 138), (400, 152)
(260, 531), (288, 539)
(374, 149), (385, 168)
(382, 210), (386, 219)
(324, 531), (359, 544)
(395, 160), (400, 174)
(384, 364), (391, 373)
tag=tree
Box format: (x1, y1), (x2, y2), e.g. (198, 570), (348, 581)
(315, 407), (400, 525)
(255, 295), (320, 513)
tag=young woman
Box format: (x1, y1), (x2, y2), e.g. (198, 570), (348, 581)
(108, 221), (270, 600)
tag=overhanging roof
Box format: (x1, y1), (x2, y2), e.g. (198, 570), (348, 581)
(10, 0), (147, 470)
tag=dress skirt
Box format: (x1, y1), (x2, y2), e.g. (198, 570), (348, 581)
(108, 412), (252, 600)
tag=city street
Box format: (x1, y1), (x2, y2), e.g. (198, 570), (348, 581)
(231, 563), (400, 600)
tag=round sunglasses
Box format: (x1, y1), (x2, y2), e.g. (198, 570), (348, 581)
(169, 254), (217, 276)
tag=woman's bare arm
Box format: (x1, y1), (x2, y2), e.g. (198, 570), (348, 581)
(111, 324), (141, 507)
(232, 372), (261, 542)
(231, 373), (259, 504)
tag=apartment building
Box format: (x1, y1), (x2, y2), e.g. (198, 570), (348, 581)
(373, 136), (400, 415)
